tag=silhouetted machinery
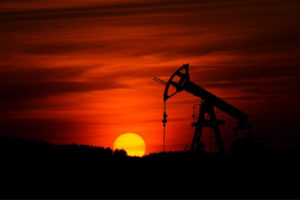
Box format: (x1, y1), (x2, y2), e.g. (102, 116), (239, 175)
(154, 64), (251, 155)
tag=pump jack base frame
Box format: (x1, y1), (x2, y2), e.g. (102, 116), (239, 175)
(191, 101), (226, 155)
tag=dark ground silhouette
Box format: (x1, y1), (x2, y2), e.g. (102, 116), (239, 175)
(1, 137), (299, 198)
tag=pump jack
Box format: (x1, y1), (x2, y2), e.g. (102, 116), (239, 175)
(154, 64), (251, 155)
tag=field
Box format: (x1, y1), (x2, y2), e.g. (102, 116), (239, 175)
(1, 137), (299, 198)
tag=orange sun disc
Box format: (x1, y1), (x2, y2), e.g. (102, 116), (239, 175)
(113, 133), (146, 157)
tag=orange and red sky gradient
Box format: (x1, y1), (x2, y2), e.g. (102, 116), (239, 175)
(1, 0), (300, 154)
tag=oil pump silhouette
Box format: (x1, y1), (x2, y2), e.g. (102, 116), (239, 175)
(154, 64), (251, 155)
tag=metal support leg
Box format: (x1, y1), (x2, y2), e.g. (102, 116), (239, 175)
(191, 103), (206, 152)
(208, 106), (226, 155)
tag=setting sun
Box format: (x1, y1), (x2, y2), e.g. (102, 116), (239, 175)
(113, 133), (146, 157)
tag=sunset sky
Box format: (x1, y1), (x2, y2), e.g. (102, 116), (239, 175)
(1, 0), (300, 154)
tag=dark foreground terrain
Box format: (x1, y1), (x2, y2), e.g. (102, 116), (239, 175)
(1, 137), (300, 198)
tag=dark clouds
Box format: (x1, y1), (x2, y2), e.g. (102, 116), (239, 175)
(0, 66), (89, 82)
(0, 66), (127, 112)
(0, 80), (124, 101)
(0, 118), (103, 143)
(0, 64), (178, 105)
